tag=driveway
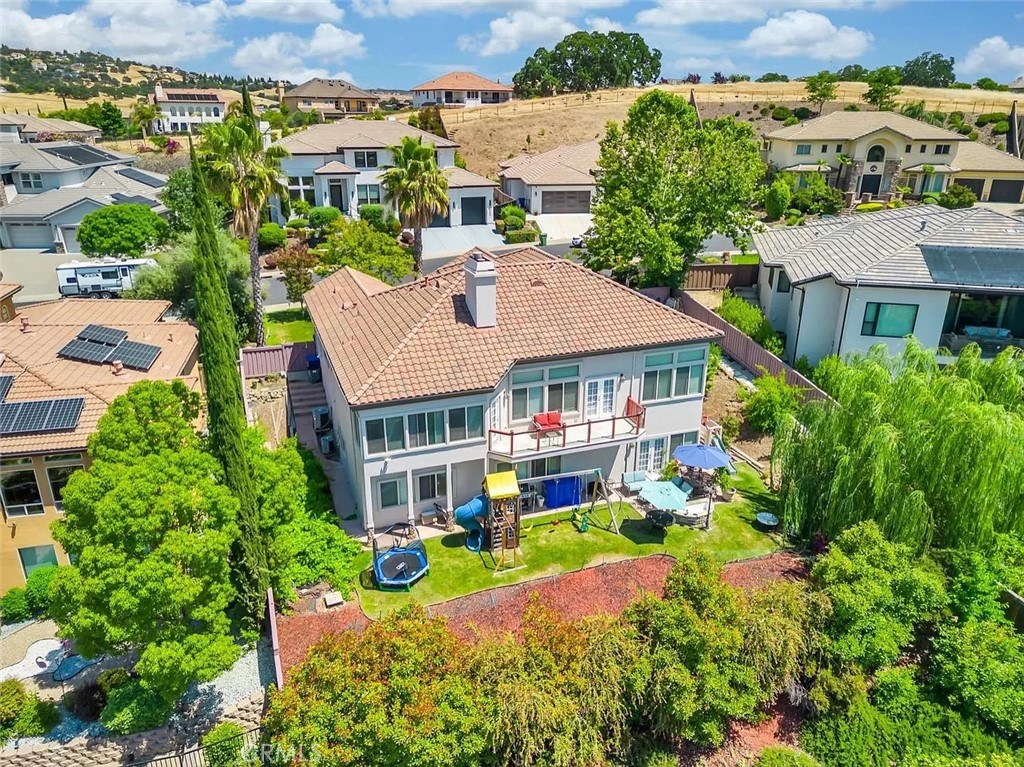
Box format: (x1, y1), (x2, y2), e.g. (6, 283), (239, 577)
(531, 213), (592, 242)
(421, 225), (505, 257)
(0, 248), (68, 304)
(978, 201), (1024, 218)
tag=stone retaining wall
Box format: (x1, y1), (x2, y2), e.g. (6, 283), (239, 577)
(0, 691), (266, 767)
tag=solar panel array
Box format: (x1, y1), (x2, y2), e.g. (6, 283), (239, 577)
(166, 93), (219, 102)
(111, 193), (158, 208)
(0, 397), (85, 436)
(0, 375), (12, 402)
(57, 324), (162, 371)
(117, 167), (165, 188)
(39, 144), (120, 167)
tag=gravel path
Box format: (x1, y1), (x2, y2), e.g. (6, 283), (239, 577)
(0, 619), (58, 666)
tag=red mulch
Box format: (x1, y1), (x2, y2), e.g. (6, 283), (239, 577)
(678, 699), (805, 767)
(721, 552), (809, 591)
(276, 602), (370, 679)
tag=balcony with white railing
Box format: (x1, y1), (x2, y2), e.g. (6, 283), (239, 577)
(487, 396), (646, 459)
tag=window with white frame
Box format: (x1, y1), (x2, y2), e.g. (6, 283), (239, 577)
(20, 173), (42, 189)
(511, 369), (544, 421)
(510, 365), (580, 421)
(584, 377), (616, 418)
(287, 176), (315, 206)
(448, 405), (484, 441)
(546, 365), (579, 413)
(795, 144), (811, 156)
(642, 348), (706, 403)
(19, 544), (58, 578)
(414, 470), (447, 502)
(408, 410), (445, 448)
(934, 144), (951, 155)
(861, 302), (918, 338)
(496, 456), (561, 480)
(1, 458), (44, 517)
(44, 454), (83, 512)
(467, 91), (480, 99)
(365, 416), (405, 455)
(354, 151), (378, 168)
(357, 184), (381, 206)
(638, 437), (668, 473)
(669, 431), (700, 454)
(377, 476), (408, 509)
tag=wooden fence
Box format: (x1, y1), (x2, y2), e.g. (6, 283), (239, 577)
(676, 292), (829, 403)
(683, 263), (759, 291)
(240, 341), (316, 379)
(1004, 589), (1024, 634)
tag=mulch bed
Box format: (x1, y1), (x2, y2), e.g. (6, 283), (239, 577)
(678, 699), (805, 767)
(276, 602), (370, 679)
(721, 552), (809, 591)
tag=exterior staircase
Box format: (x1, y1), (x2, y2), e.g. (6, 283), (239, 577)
(287, 373), (328, 451)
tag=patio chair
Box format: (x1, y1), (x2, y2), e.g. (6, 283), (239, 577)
(532, 411), (564, 435)
(621, 470), (647, 495)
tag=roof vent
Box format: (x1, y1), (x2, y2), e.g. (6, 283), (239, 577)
(111, 360), (124, 376)
(19, 317), (30, 333)
(530, 277), (545, 288)
(919, 220), (927, 231)
(961, 227), (975, 232)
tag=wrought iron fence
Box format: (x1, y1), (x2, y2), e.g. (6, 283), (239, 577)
(130, 727), (264, 767)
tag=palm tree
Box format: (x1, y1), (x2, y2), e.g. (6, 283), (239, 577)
(200, 116), (289, 345)
(129, 102), (159, 144)
(380, 136), (449, 274)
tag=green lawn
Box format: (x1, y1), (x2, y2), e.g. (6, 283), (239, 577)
(264, 308), (314, 346)
(355, 464), (780, 617)
(700, 253), (760, 265)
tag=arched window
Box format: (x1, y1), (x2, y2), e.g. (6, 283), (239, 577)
(867, 145), (885, 161)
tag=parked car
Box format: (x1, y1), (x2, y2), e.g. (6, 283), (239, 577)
(571, 235), (586, 248)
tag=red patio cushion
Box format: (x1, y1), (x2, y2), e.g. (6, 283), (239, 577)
(533, 412), (563, 430)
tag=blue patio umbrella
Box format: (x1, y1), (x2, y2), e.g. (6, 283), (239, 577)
(671, 443), (731, 470)
(639, 481), (690, 511)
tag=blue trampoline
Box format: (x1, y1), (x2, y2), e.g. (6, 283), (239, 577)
(372, 523), (429, 590)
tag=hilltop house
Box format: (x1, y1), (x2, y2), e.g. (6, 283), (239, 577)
(498, 141), (600, 214)
(0, 142), (166, 251)
(272, 122), (496, 227)
(304, 247), (720, 533)
(754, 206), (1024, 365)
(762, 111), (1024, 204)
(0, 297), (199, 588)
(148, 82), (231, 134)
(279, 78), (380, 119)
(411, 72), (513, 108)
(0, 115), (101, 144)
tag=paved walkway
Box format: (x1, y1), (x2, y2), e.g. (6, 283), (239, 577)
(421, 225), (505, 257)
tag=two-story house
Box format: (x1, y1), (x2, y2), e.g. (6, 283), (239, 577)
(304, 247), (721, 534)
(411, 71), (513, 109)
(149, 82), (230, 135)
(272, 122), (497, 227)
(0, 142), (166, 251)
(755, 205), (1024, 365)
(279, 78), (380, 119)
(0, 296), (200, 590)
(0, 114), (101, 144)
(762, 111), (1024, 204)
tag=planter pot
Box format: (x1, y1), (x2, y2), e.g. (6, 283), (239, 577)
(719, 489), (736, 502)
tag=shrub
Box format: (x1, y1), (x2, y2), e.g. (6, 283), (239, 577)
(793, 106), (813, 120)
(717, 291), (782, 354)
(100, 682), (173, 735)
(705, 344), (723, 394)
(0, 588), (32, 624)
(306, 206), (342, 237)
(502, 204), (527, 231)
(938, 184), (977, 210)
(758, 746), (820, 766)
(24, 565), (58, 616)
(765, 177), (792, 220)
(285, 218), (308, 230)
(97, 667), (132, 695)
(257, 223), (287, 252)
(720, 414), (740, 445)
(844, 104), (860, 111)
(991, 120), (1010, 135)
(772, 106), (792, 121)
(975, 112), (1008, 127)
(741, 371), (802, 434)
(0, 680), (27, 727)
(783, 116), (799, 126)
(802, 699), (902, 767)
(290, 198), (311, 217)
(790, 188), (814, 212)
(358, 204), (400, 236)
(65, 681), (106, 722)
(0, 680), (59, 741)
(504, 221), (539, 244)
(855, 202), (885, 213)
(204, 721), (246, 767)
(149, 135), (170, 149)
(968, 130), (979, 141)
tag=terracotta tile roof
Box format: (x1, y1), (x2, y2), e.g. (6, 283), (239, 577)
(445, 167), (496, 188)
(952, 141), (1024, 173)
(0, 283), (23, 302)
(283, 77), (378, 101)
(0, 301), (199, 455)
(412, 71), (513, 93)
(275, 121), (458, 153)
(498, 141), (600, 186)
(764, 111), (967, 142)
(306, 248), (720, 407)
(314, 160), (358, 175)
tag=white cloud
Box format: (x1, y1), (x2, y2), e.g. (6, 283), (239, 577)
(742, 10), (872, 59)
(230, 0), (345, 23)
(961, 36), (1024, 76)
(673, 56), (737, 73)
(636, 0), (892, 27)
(473, 11), (578, 57)
(353, 0), (623, 18)
(587, 16), (623, 33)
(232, 23), (365, 82)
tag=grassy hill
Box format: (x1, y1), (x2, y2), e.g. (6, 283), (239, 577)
(445, 81), (1021, 175)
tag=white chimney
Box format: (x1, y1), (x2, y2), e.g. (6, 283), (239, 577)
(154, 81), (165, 102)
(464, 251), (497, 328)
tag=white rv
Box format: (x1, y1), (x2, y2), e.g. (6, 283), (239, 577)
(56, 257), (157, 298)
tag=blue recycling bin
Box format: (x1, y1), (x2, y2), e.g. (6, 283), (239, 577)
(306, 354), (322, 383)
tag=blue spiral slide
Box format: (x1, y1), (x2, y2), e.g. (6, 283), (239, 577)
(454, 494), (488, 552)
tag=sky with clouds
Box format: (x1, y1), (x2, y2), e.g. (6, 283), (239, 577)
(2, 0), (1022, 89)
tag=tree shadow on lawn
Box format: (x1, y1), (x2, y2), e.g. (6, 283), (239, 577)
(266, 307), (308, 323)
(619, 516), (668, 546)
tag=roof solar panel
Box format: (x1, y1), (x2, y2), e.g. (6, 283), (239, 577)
(40, 144), (119, 166)
(0, 375), (12, 402)
(0, 397), (85, 436)
(46, 398), (85, 431)
(111, 193), (158, 207)
(58, 338), (113, 364)
(79, 324), (128, 346)
(116, 167), (165, 188)
(112, 340), (161, 371)
(0, 402), (18, 433)
(11, 400), (53, 433)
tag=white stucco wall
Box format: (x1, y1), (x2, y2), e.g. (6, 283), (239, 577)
(789, 277), (843, 364)
(838, 285), (950, 357)
(15, 167), (90, 194)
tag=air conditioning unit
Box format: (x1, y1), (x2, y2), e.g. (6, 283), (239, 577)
(320, 433), (337, 456)
(312, 406), (332, 432)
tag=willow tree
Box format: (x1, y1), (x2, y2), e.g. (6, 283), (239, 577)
(774, 341), (1024, 553)
(380, 135), (449, 275)
(190, 148), (269, 620)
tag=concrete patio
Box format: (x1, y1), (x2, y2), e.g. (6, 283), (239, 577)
(421, 224), (505, 257)
(531, 213), (592, 242)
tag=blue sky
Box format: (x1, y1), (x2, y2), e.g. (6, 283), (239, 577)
(2, 0), (1023, 89)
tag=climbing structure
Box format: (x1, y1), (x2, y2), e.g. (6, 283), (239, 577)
(483, 470), (524, 573)
(587, 469), (619, 534)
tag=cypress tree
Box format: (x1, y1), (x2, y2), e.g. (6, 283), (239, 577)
(190, 145), (270, 621)
(241, 84), (255, 120)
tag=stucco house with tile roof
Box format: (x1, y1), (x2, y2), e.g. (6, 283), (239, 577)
(280, 78), (380, 118)
(754, 205), (1024, 365)
(762, 111), (1024, 204)
(0, 296), (199, 588)
(0, 114), (101, 144)
(305, 247), (720, 533)
(498, 140), (600, 214)
(411, 71), (513, 108)
(273, 121), (496, 228)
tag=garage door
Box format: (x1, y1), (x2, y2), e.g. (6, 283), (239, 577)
(462, 196), (486, 225)
(7, 223), (53, 248)
(61, 226), (81, 253)
(989, 179), (1024, 203)
(953, 178), (985, 197)
(541, 190), (591, 214)
(429, 207), (450, 227)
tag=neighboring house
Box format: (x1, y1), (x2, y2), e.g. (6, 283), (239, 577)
(30, 59), (46, 72)
(149, 81), (230, 134)
(498, 141), (600, 214)
(949, 141), (1024, 204)
(760, 111), (1023, 199)
(0, 297), (200, 588)
(754, 206), (1024, 365)
(0, 114), (101, 144)
(272, 121), (496, 227)
(0, 142), (166, 251)
(305, 247), (720, 534)
(0, 282), (22, 321)
(1008, 77), (1024, 94)
(411, 71), (513, 108)
(279, 78), (380, 119)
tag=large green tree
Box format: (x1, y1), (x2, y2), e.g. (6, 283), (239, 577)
(200, 110), (289, 345)
(581, 90), (764, 288)
(77, 203), (169, 258)
(834, 63), (871, 82)
(380, 135), (449, 275)
(864, 66), (903, 111)
(190, 150), (269, 621)
(900, 51), (956, 88)
(319, 218), (414, 284)
(158, 167), (228, 234)
(804, 70), (839, 114)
